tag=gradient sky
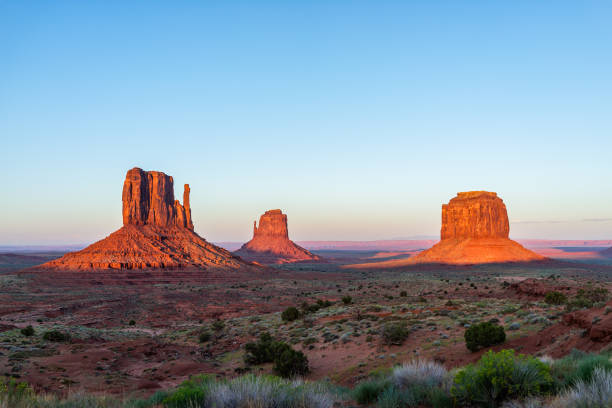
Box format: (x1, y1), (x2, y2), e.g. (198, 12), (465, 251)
(1, 1), (612, 245)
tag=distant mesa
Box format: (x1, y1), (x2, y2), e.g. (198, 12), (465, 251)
(35, 167), (255, 271)
(602, 246), (612, 258)
(234, 209), (321, 264)
(347, 191), (546, 268)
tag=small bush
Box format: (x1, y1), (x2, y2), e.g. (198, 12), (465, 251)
(273, 347), (309, 378)
(0, 377), (34, 404)
(551, 367), (612, 408)
(400, 290), (407, 297)
(20, 325), (34, 337)
(244, 333), (309, 378)
(281, 306), (300, 322)
(129, 319), (136, 326)
(211, 320), (225, 331)
(392, 359), (448, 389)
(381, 322), (409, 346)
(353, 378), (390, 405)
(342, 296), (352, 305)
(577, 287), (609, 303)
(452, 349), (553, 407)
(551, 352), (612, 389)
(464, 321), (506, 352)
(199, 331), (211, 343)
(42, 330), (70, 342)
(545, 291), (567, 305)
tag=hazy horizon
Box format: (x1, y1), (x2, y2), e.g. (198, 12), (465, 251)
(2, 1), (611, 245)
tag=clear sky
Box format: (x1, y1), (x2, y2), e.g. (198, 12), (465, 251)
(1, 1), (611, 245)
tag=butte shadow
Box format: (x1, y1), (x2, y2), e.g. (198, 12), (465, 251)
(345, 191), (548, 269)
(32, 167), (259, 272)
(234, 209), (322, 264)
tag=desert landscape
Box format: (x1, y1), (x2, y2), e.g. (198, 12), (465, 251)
(1, 168), (612, 407)
(3, 2), (612, 407)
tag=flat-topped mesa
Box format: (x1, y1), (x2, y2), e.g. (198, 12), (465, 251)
(441, 191), (509, 240)
(235, 209), (321, 264)
(346, 190), (546, 268)
(122, 167), (193, 230)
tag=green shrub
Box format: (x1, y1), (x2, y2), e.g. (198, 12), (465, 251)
(129, 319), (136, 326)
(376, 386), (404, 408)
(342, 295), (353, 305)
(0, 377), (34, 404)
(20, 325), (34, 337)
(381, 322), (409, 345)
(211, 320), (225, 331)
(566, 297), (594, 311)
(577, 287), (609, 303)
(551, 352), (612, 389)
(273, 347), (309, 378)
(400, 291), (407, 297)
(42, 329), (70, 342)
(161, 374), (212, 407)
(244, 332), (277, 364)
(244, 333), (309, 378)
(281, 306), (300, 322)
(464, 322), (505, 352)
(353, 378), (390, 404)
(198, 331), (211, 343)
(162, 387), (206, 407)
(452, 349), (553, 407)
(545, 291), (567, 305)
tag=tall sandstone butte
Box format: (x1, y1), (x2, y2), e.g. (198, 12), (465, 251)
(346, 191), (545, 268)
(36, 167), (253, 271)
(410, 191), (545, 265)
(234, 209), (321, 264)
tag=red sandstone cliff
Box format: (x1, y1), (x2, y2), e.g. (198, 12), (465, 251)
(36, 168), (253, 271)
(234, 210), (321, 264)
(346, 191), (545, 268)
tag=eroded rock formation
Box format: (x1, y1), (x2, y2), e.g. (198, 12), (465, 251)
(36, 168), (254, 271)
(345, 191), (545, 268)
(122, 168), (193, 230)
(234, 209), (321, 264)
(411, 191), (545, 264)
(441, 192), (509, 239)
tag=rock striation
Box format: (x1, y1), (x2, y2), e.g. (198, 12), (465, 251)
(345, 191), (545, 268)
(602, 247), (612, 258)
(234, 209), (321, 264)
(441, 192), (509, 239)
(36, 168), (254, 271)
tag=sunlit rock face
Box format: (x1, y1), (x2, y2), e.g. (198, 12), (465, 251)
(234, 209), (321, 264)
(35, 168), (254, 271)
(122, 167), (193, 230)
(441, 191), (509, 240)
(410, 191), (545, 265)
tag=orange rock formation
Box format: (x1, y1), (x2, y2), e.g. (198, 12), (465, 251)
(346, 191), (545, 268)
(234, 209), (321, 264)
(36, 168), (253, 271)
(411, 191), (545, 265)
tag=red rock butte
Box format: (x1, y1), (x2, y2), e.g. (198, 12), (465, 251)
(36, 168), (254, 271)
(234, 209), (321, 264)
(347, 191), (545, 268)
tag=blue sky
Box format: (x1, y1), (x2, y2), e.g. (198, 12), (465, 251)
(1, 1), (611, 245)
